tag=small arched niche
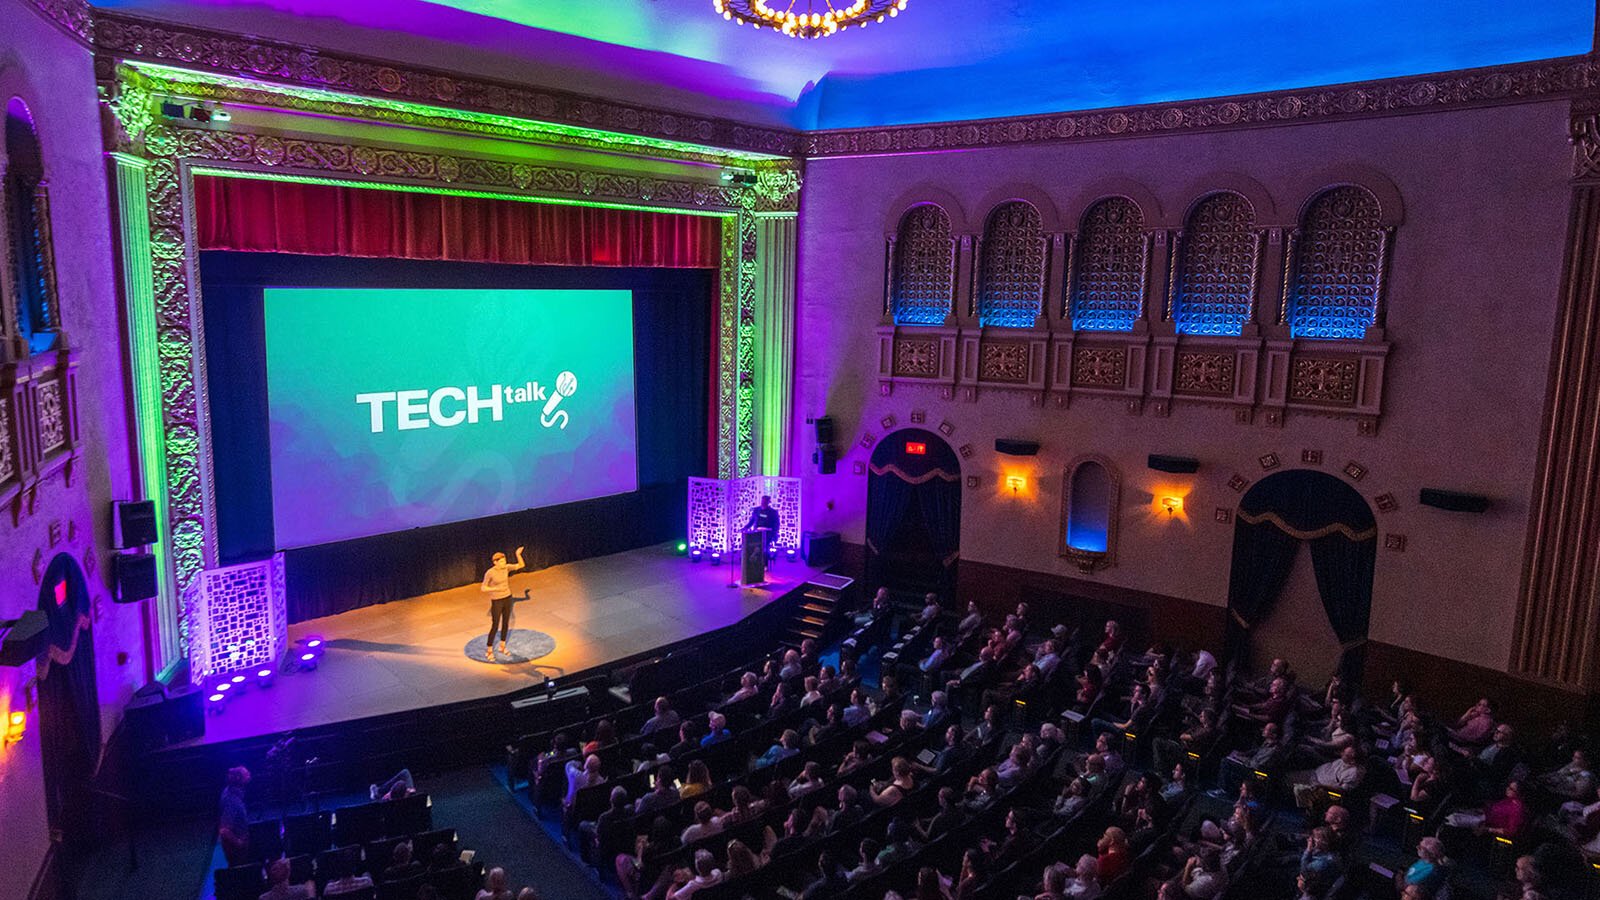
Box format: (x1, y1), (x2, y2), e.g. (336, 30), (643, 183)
(1060, 455), (1121, 572)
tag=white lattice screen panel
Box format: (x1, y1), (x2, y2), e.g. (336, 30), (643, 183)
(689, 476), (802, 555)
(184, 553), (288, 678)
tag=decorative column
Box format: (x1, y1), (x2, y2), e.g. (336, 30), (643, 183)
(1512, 100), (1600, 691)
(754, 214), (797, 476)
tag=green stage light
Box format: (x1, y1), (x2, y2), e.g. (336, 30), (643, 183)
(675, 542), (688, 555)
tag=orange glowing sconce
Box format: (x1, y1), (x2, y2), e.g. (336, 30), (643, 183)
(4, 710), (24, 745)
(1161, 496), (1183, 515)
(1006, 475), (1025, 495)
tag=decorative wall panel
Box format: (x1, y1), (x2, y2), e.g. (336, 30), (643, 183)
(1287, 357), (1360, 406)
(689, 475), (801, 557)
(35, 379), (65, 453)
(1070, 198), (1146, 332)
(1172, 192), (1258, 336)
(1174, 351), (1237, 397)
(0, 396), (14, 485)
(977, 201), (1046, 328)
(977, 341), (1032, 384)
(1071, 346), (1129, 389)
(1287, 186), (1387, 339)
(891, 204), (956, 325)
(893, 336), (942, 377)
(184, 554), (288, 679)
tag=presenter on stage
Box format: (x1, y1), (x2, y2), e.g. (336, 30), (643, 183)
(480, 546), (525, 661)
(744, 495), (780, 553)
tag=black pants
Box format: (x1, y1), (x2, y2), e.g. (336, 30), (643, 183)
(488, 596), (513, 645)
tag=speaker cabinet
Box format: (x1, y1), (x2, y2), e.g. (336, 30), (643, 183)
(113, 499), (159, 548)
(114, 554), (159, 603)
(1419, 489), (1490, 513)
(0, 609), (49, 667)
(994, 439), (1040, 456)
(802, 531), (841, 567)
(124, 692), (168, 752)
(813, 444), (838, 475)
(1148, 454), (1201, 474)
(163, 684), (206, 743)
(812, 417), (835, 445)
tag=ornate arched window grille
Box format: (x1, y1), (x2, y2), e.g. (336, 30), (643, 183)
(4, 98), (59, 355)
(1171, 191), (1258, 337)
(1069, 197), (1146, 332)
(977, 200), (1045, 328)
(889, 203), (956, 326)
(1285, 186), (1387, 339)
(1060, 455), (1121, 573)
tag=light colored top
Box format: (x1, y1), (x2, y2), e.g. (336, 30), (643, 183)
(481, 555), (524, 599)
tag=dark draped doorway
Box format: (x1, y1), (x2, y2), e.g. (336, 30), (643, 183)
(36, 553), (101, 848)
(1226, 469), (1377, 681)
(866, 429), (961, 598)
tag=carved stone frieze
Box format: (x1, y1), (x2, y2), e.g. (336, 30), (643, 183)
(0, 397), (13, 485)
(977, 341), (1031, 384)
(1288, 357), (1360, 405)
(35, 380), (66, 453)
(1174, 351), (1236, 396)
(893, 336), (942, 378)
(1072, 346), (1128, 388)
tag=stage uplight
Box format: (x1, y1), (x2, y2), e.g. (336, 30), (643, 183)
(206, 693), (228, 715)
(214, 681), (232, 693)
(229, 674), (247, 685)
(690, 548), (703, 563)
(675, 542), (688, 556)
(710, 552), (722, 565)
(299, 651), (319, 671)
(785, 548), (798, 563)
(256, 667), (276, 688)
(304, 636), (323, 649)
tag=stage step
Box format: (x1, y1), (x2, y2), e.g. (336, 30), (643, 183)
(801, 603), (833, 615)
(799, 616), (828, 628)
(803, 590), (839, 603)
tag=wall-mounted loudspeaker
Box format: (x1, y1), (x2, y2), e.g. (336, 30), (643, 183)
(1148, 455), (1201, 474)
(812, 417), (835, 445)
(994, 439), (1040, 456)
(813, 444), (838, 475)
(0, 609), (50, 667)
(114, 554), (159, 603)
(1418, 489), (1490, 513)
(113, 499), (159, 548)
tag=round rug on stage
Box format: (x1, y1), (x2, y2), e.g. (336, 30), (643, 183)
(464, 629), (558, 665)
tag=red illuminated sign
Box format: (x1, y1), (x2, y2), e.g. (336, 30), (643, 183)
(53, 581), (67, 606)
(905, 442), (927, 456)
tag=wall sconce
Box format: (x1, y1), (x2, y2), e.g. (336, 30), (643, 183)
(5, 710), (25, 745)
(1161, 496), (1183, 515)
(1006, 476), (1025, 495)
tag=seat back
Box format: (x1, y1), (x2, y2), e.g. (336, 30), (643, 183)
(213, 863), (264, 900)
(246, 819), (284, 862)
(333, 801), (386, 846)
(283, 810), (332, 855)
(382, 793), (432, 836)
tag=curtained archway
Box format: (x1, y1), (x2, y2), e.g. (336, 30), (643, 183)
(36, 552), (100, 846)
(1227, 469), (1376, 680)
(866, 429), (961, 597)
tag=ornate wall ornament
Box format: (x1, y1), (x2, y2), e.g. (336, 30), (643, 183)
(1172, 192), (1258, 336)
(35, 380), (66, 454)
(0, 398), (13, 485)
(893, 336), (942, 377)
(977, 341), (1031, 383)
(1173, 351), (1236, 396)
(1288, 357), (1360, 405)
(804, 57), (1600, 157)
(1286, 186), (1387, 338)
(977, 201), (1046, 327)
(1572, 102), (1600, 179)
(891, 204), (957, 324)
(1071, 346), (1128, 388)
(23, 0), (92, 43)
(1069, 197), (1146, 331)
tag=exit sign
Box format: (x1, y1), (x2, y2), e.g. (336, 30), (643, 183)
(905, 441), (927, 455)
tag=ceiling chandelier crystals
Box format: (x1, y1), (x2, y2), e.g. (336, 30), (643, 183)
(712, 0), (909, 39)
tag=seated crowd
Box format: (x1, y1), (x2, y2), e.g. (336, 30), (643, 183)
(514, 588), (1595, 900)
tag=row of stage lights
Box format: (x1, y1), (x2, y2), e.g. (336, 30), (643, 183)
(205, 635), (325, 715)
(675, 541), (798, 565)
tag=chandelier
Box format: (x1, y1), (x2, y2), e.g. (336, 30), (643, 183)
(712, 0), (909, 39)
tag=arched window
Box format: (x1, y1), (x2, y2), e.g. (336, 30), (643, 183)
(1286, 186), (1387, 339)
(890, 203), (956, 325)
(5, 98), (59, 354)
(1061, 455), (1121, 571)
(977, 200), (1045, 328)
(1070, 197), (1146, 332)
(1172, 192), (1257, 337)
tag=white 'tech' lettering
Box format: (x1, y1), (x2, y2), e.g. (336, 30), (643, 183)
(356, 384), (510, 433)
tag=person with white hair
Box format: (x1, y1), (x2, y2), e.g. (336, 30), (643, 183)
(1063, 854), (1101, 899)
(665, 849), (723, 899)
(479, 545), (525, 660)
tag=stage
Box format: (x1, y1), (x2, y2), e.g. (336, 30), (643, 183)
(185, 543), (826, 747)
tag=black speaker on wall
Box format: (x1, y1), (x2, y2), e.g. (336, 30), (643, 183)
(813, 444), (838, 475)
(114, 554), (159, 603)
(1419, 489), (1491, 513)
(113, 499), (159, 548)
(812, 417), (835, 445)
(995, 439), (1040, 456)
(1148, 454), (1201, 474)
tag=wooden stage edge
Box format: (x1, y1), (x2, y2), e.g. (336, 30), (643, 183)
(182, 542), (828, 748)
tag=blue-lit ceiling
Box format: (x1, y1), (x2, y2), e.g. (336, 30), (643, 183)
(96, 0), (1594, 129)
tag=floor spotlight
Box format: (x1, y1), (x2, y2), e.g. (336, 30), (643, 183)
(785, 548), (798, 563)
(206, 692), (228, 715)
(299, 651), (319, 671)
(256, 667), (276, 688)
(710, 552), (722, 565)
(690, 548), (704, 563)
(674, 541), (688, 556)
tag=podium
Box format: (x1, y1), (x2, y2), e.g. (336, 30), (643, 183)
(739, 531), (767, 586)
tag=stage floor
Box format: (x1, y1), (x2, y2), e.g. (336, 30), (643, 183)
(189, 543), (824, 746)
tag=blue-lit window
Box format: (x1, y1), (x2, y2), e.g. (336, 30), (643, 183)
(1070, 197), (1146, 332)
(1172, 192), (1257, 337)
(5, 99), (58, 356)
(1063, 457), (1118, 556)
(891, 203), (955, 326)
(977, 201), (1045, 328)
(1287, 186), (1386, 340)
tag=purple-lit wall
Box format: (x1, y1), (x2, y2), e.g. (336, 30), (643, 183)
(793, 101), (1571, 674)
(1, 3), (147, 895)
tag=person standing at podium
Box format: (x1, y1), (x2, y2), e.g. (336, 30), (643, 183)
(743, 495), (780, 552)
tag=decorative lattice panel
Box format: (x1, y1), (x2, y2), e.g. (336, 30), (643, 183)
(184, 554), (288, 679)
(892, 204), (955, 326)
(688, 476), (802, 557)
(1288, 186), (1385, 339)
(1071, 198), (1146, 332)
(688, 477), (734, 555)
(978, 201), (1045, 328)
(0, 397), (13, 484)
(1173, 192), (1257, 336)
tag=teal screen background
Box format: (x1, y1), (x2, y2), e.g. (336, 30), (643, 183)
(263, 287), (638, 548)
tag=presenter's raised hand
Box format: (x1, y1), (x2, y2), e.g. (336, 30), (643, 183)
(515, 545), (526, 559)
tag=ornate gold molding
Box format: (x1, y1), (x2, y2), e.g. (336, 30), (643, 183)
(805, 56), (1600, 157)
(21, 0), (92, 44)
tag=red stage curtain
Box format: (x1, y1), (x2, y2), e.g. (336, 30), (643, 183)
(193, 176), (722, 269)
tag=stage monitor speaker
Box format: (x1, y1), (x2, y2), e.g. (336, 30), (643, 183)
(802, 530), (841, 567)
(1148, 454), (1201, 474)
(813, 417), (835, 445)
(995, 439), (1040, 456)
(125, 692), (168, 752)
(114, 554), (159, 603)
(163, 684), (206, 743)
(1419, 488), (1490, 513)
(813, 443), (837, 475)
(113, 499), (159, 548)
(0, 610), (50, 667)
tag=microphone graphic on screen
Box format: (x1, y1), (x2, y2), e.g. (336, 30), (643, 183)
(541, 371), (578, 430)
